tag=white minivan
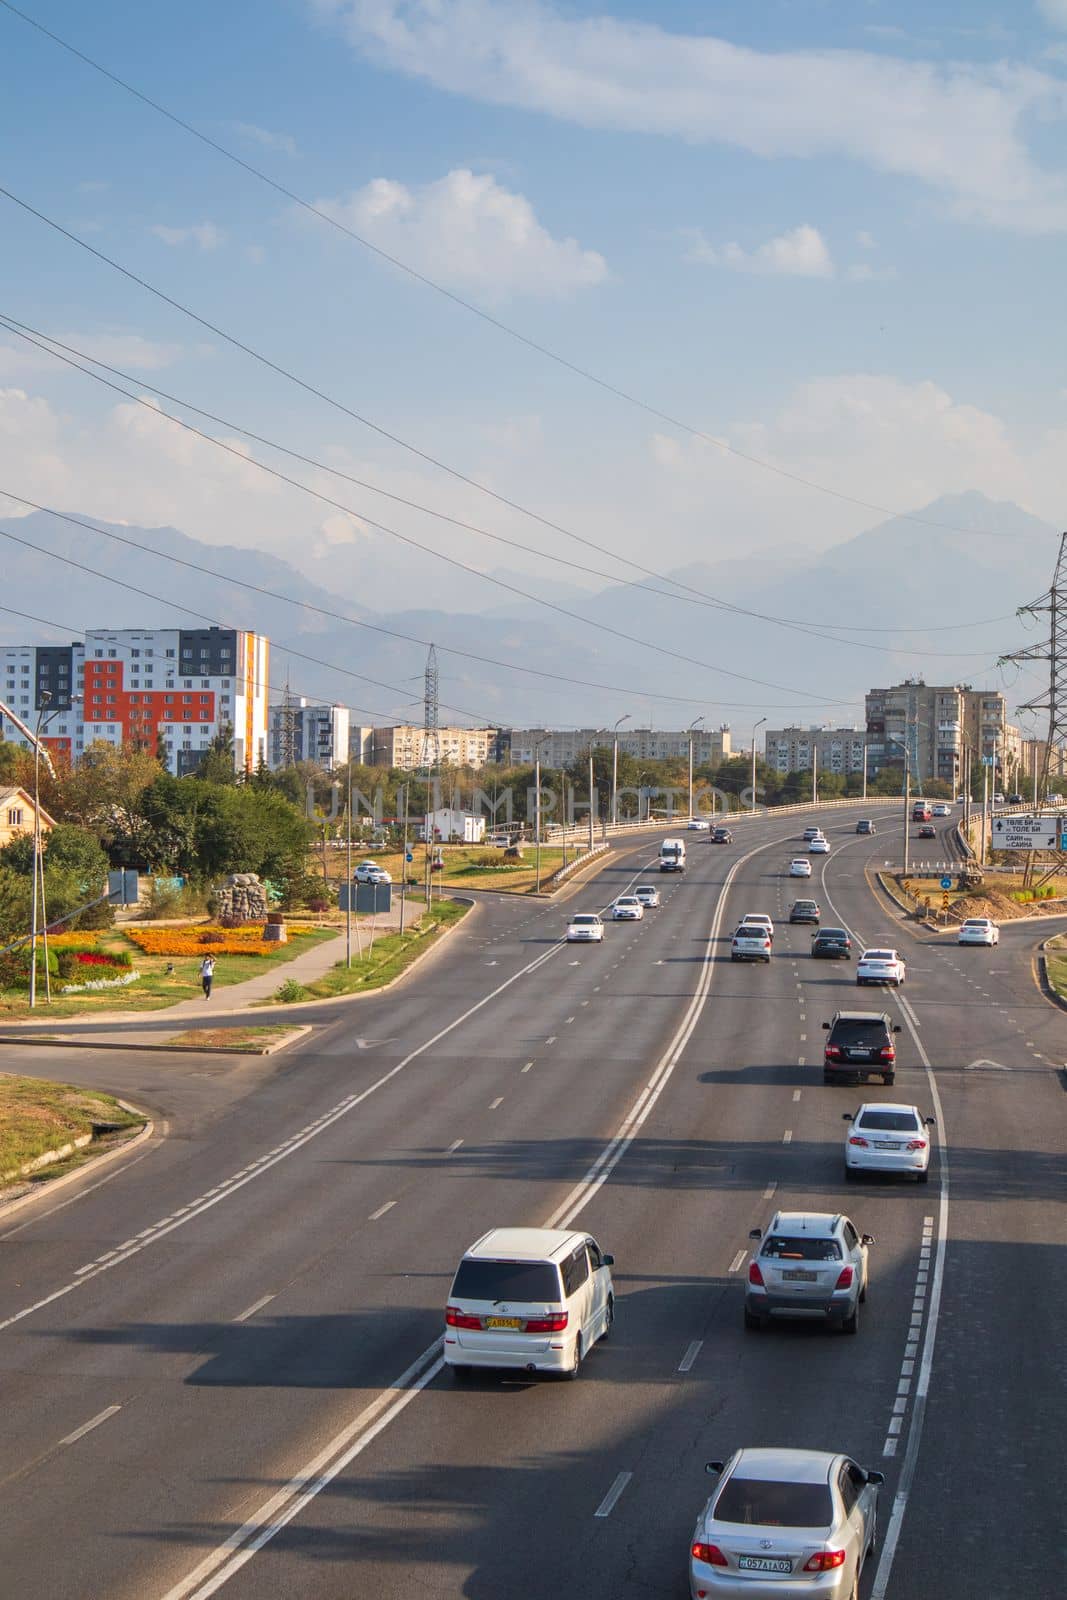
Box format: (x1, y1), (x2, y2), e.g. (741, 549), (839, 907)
(444, 1227), (614, 1379)
(659, 838), (686, 872)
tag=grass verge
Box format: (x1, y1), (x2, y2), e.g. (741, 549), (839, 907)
(346, 845), (569, 894)
(257, 899), (468, 1004)
(1, 1073), (143, 1185)
(0, 928), (338, 1020)
(167, 1025), (305, 1052)
(1046, 937), (1067, 1001)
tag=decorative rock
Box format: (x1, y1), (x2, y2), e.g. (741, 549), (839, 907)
(210, 872), (269, 925)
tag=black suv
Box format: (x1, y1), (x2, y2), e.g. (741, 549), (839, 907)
(812, 927), (852, 959)
(822, 1010), (901, 1085)
(789, 899), (820, 924)
(711, 827), (733, 843)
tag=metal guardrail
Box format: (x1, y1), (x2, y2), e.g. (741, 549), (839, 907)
(542, 795), (903, 850)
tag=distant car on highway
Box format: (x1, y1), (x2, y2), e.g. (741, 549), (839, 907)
(823, 1010), (900, 1085)
(958, 916), (999, 947)
(566, 913), (604, 943)
(855, 818), (876, 834)
(634, 884), (661, 908)
(353, 860), (392, 884)
(443, 1227), (614, 1378)
(994, 791), (1005, 804)
(917, 823), (937, 839)
(932, 802), (952, 817)
(690, 1448), (882, 1596)
(801, 826), (824, 843)
(812, 927), (851, 959)
(856, 947), (906, 986)
(686, 817), (710, 831)
(789, 899), (820, 924)
(808, 837), (830, 854)
(611, 895), (644, 921)
(912, 802), (933, 822)
(739, 914), (774, 941)
(843, 1102), (935, 1184)
(711, 826), (733, 844)
(731, 925), (772, 963)
(1006, 793), (1024, 805)
(789, 858), (812, 877)
(745, 1211), (873, 1334)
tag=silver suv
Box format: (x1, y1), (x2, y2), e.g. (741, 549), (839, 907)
(745, 1211), (873, 1335)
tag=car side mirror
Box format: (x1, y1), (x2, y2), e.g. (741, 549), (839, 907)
(841, 1112), (854, 1121)
(861, 1234), (876, 1246)
(748, 1228), (762, 1240)
(822, 1021), (830, 1030)
(866, 1470), (885, 1486)
(601, 1253), (615, 1267)
(705, 1461), (724, 1476)
(893, 1025), (902, 1033)
(926, 1117), (936, 1127)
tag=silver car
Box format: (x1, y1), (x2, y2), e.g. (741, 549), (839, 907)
(690, 1447), (882, 1600)
(745, 1211), (872, 1334)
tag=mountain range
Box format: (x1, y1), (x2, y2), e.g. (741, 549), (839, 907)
(0, 492), (1056, 736)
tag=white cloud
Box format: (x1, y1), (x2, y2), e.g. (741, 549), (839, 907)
(1038, 1), (1067, 29)
(234, 122), (297, 156)
(151, 221), (224, 251)
(845, 261), (897, 282)
(856, 230), (877, 249)
(313, 167), (607, 297)
(687, 224), (834, 278)
(317, 0), (1067, 231)
(0, 331), (183, 381)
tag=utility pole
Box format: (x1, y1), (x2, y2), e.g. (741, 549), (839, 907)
(687, 715), (704, 822)
(345, 764), (352, 969)
(751, 718), (766, 815)
(588, 743), (596, 854)
(399, 782), (409, 935)
(29, 690), (55, 1010)
(812, 741), (818, 805)
(611, 714), (630, 827)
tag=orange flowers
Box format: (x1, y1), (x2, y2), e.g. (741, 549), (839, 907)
(123, 925), (313, 957)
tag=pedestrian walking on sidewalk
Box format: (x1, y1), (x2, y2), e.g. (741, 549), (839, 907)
(199, 955), (216, 1000)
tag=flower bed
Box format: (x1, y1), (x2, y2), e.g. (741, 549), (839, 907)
(60, 969), (141, 995)
(124, 924), (313, 957)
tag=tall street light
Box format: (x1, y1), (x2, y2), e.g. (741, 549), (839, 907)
(29, 690), (58, 1009)
(533, 735), (549, 893)
(588, 732), (603, 853)
(611, 713), (631, 827)
(687, 715), (705, 822)
(886, 733), (912, 875)
(751, 718), (767, 816)
(637, 770), (649, 823)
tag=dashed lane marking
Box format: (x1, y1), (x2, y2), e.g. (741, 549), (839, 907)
(368, 1201), (396, 1222)
(594, 1472), (633, 1519)
(59, 1405), (121, 1447)
(233, 1294), (275, 1324)
(677, 1341), (703, 1373)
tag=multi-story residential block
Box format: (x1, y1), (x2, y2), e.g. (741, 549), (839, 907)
(370, 724), (498, 770)
(0, 627), (268, 777)
(865, 680), (1020, 787)
(506, 725), (732, 769)
(764, 727), (866, 776)
(267, 699), (350, 770)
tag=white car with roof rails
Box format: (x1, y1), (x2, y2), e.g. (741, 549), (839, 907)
(634, 884), (661, 908)
(856, 947), (905, 986)
(843, 1102), (936, 1183)
(443, 1227), (614, 1378)
(565, 913), (604, 943)
(731, 924), (772, 962)
(745, 1210), (872, 1334)
(958, 917), (999, 947)
(789, 858), (812, 878)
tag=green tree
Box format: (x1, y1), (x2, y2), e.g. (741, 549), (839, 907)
(195, 724), (237, 786)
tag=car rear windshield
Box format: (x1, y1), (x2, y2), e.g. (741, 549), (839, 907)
(858, 1111), (920, 1132)
(863, 951), (894, 961)
(572, 916), (599, 925)
(714, 1478), (834, 1528)
(451, 1259), (562, 1303)
(735, 930), (767, 942)
(794, 901), (817, 910)
(830, 1019), (888, 1044)
(761, 1235), (842, 1261)
(817, 930), (847, 941)
(963, 920), (987, 928)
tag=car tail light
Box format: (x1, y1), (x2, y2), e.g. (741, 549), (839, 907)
(825, 1045), (841, 1060)
(848, 1135), (869, 1147)
(748, 1261), (765, 1287)
(524, 1311), (568, 1333)
(803, 1551), (846, 1572)
(834, 1266), (854, 1290)
(907, 1140), (927, 1152)
(445, 1306), (483, 1330)
(691, 1543), (728, 1567)
(879, 1046), (896, 1062)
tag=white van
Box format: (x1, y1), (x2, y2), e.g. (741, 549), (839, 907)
(444, 1227), (615, 1378)
(659, 838), (686, 872)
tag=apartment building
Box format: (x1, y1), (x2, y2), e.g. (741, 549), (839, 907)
(764, 727), (866, 776)
(506, 725), (732, 769)
(370, 724), (498, 771)
(268, 699), (350, 770)
(0, 627), (269, 777)
(865, 680), (1020, 787)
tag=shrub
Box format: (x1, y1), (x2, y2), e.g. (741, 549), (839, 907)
(275, 978), (306, 1003)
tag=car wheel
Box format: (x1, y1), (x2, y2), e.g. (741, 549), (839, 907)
(917, 1168), (929, 1185)
(842, 1301), (860, 1336)
(450, 1364), (471, 1381)
(883, 1073), (894, 1087)
(823, 1071), (834, 1085)
(730, 953), (738, 962)
(743, 1308), (763, 1332)
(859, 1270), (867, 1304)
(601, 1296), (614, 1341)
(564, 1333), (583, 1379)
(846, 1568), (860, 1600)
(845, 1165), (858, 1182)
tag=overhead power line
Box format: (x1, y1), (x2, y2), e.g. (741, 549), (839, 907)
(0, 0), (1045, 549)
(0, 314), (1007, 662)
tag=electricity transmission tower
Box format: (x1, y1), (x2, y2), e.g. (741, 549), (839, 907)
(278, 678), (297, 769)
(999, 531), (1067, 886)
(420, 644), (440, 770)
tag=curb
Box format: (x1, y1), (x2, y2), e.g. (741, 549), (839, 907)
(1034, 938), (1067, 1017)
(0, 1111), (154, 1221)
(0, 1024), (316, 1057)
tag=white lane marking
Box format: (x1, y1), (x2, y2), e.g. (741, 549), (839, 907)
(677, 1340), (703, 1373)
(762, 1183), (777, 1200)
(0, 934), (570, 1335)
(446, 1139), (463, 1154)
(728, 1250), (747, 1273)
(792, 1089), (801, 1102)
(564, 1016), (575, 1024)
(233, 1294), (275, 1324)
(521, 1063), (533, 1074)
(545, 1035), (557, 1045)
(368, 1201), (396, 1222)
(59, 1404), (121, 1447)
(161, 827), (793, 1600)
(488, 1098), (503, 1111)
(782, 1129), (793, 1144)
(594, 1471), (633, 1519)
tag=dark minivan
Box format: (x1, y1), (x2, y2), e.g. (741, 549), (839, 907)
(823, 1009), (901, 1085)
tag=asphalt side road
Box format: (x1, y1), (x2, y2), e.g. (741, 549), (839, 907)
(0, 804), (1061, 1600)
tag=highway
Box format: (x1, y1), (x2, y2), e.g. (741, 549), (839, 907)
(0, 805), (1062, 1600)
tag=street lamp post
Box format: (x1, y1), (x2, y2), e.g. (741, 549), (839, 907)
(687, 715), (704, 822)
(886, 733), (911, 875)
(533, 736), (549, 893)
(637, 771), (649, 824)
(611, 714), (630, 827)
(812, 741), (818, 805)
(751, 718), (767, 815)
(28, 691), (57, 1010)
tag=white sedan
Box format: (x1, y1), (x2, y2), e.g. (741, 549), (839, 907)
(611, 895), (645, 921)
(634, 884), (661, 908)
(857, 947), (906, 986)
(686, 817), (711, 831)
(789, 858), (813, 878)
(958, 917), (999, 947)
(932, 803), (952, 817)
(808, 837), (830, 854)
(566, 913), (604, 943)
(844, 1102), (935, 1182)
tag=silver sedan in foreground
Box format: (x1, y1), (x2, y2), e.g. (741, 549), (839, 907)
(690, 1447), (882, 1599)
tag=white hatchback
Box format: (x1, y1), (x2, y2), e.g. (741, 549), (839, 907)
(444, 1227), (614, 1378)
(789, 859), (813, 878)
(566, 913), (604, 943)
(958, 917), (999, 947)
(844, 1102), (935, 1182)
(612, 895), (644, 921)
(856, 948), (905, 986)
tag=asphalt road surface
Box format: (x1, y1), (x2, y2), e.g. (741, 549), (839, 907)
(0, 804), (1062, 1600)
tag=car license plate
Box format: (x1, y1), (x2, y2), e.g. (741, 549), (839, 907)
(484, 1317), (521, 1329)
(737, 1556), (792, 1573)
(782, 1269), (817, 1282)
(850, 1049), (870, 1059)
(875, 1141), (901, 1150)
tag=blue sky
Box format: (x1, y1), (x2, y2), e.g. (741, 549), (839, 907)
(1, 0), (1066, 694)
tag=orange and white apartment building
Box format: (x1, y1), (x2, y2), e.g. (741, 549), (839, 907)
(0, 627), (269, 776)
